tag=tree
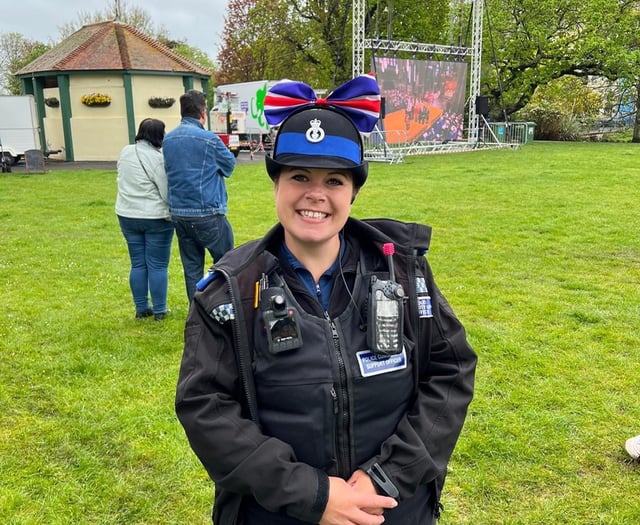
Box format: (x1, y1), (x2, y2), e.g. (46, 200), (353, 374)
(477, 0), (640, 142)
(477, 0), (640, 120)
(1, 1), (216, 97)
(217, 0), (451, 89)
(515, 75), (603, 140)
(0, 33), (50, 94)
(605, 2), (640, 142)
(67, 1), (219, 100)
(216, 0), (342, 88)
(56, 0), (219, 73)
(242, 0), (297, 82)
(216, 0), (640, 142)
(216, 0), (265, 84)
(58, 0), (168, 41)
(366, 0), (450, 44)
(286, 0), (359, 88)
(170, 41), (217, 102)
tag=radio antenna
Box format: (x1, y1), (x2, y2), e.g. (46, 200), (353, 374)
(382, 243), (395, 282)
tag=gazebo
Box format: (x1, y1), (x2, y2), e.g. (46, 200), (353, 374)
(15, 20), (212, 161)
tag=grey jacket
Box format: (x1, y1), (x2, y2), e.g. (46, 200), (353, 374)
(115, 140), (169, 219)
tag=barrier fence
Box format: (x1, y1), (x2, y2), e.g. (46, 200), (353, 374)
(362, 121), (536, 163)
(480, 121), (536, 145)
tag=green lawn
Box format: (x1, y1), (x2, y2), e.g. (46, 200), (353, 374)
(1, 141), (639, 524)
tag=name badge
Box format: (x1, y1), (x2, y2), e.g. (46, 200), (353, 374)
(356, 349), (407, 377)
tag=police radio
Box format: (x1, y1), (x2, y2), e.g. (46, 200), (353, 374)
(261, 286), (303, 354)
(367, 243), (405, 356)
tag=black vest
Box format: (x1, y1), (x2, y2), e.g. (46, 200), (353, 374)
(252, 250), (415, 478)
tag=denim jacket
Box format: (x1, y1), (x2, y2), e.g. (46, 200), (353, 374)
(162, 117), (236, 217)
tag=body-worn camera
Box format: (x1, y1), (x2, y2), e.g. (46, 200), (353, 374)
(367, 275), (405, 356)
(261, 287), (303, 354)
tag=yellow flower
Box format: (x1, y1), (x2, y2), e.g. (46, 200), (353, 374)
(81, 93), (112, 106)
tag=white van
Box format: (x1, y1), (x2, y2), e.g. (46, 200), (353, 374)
(0, 95), (41, 166)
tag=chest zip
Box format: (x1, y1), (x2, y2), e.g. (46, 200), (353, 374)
(325, 312), (351, 478)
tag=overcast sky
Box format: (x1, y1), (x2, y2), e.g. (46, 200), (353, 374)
(5, 0), (229, 62)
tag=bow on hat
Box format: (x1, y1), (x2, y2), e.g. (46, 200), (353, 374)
(264, 73), (381, 133)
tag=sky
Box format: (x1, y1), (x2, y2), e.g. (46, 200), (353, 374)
(4, 0), (229, 62)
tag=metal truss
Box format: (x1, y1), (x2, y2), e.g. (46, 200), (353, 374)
(364, 39), (471, 58)
(352, 0), (485, 161)
(352, 0), (366, 77)
(364, 141), (517, 165)
(466, 0), (484, 143)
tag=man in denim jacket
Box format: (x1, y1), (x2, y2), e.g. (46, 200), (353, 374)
(163, 89), (236, 301)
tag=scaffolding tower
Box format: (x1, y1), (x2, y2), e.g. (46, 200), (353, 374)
(353, 0), (490, 160)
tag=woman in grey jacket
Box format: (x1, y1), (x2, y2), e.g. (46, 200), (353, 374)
(175, 77), (476, 524)
(116, 118), (174, 320)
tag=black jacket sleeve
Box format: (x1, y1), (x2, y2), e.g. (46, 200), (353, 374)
(175, 286), (329, 523)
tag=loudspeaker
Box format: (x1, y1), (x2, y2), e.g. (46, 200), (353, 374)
(475, 95), (489, 116)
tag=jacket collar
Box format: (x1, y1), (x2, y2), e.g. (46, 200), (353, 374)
(180, 116), (204, 129)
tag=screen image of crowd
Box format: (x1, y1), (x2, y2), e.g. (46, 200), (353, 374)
(374, 57), (468, 144)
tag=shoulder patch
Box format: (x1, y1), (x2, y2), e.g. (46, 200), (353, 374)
(210, 303), (235, 324)
(415, 276), (433, 318)
(415, 276), (428, 294)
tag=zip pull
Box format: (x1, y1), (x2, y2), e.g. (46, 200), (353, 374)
(330, 386), (338, 414)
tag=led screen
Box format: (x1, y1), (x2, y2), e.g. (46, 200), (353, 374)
(374, 57), (468, 143)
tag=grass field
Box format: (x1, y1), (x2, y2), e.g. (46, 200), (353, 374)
(1, 141), (639, 524)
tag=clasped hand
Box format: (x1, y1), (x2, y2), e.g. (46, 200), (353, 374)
(319, 470), (398, 525)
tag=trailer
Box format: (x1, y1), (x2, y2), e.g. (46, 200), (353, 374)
(0, 95), (41, 166)
(215, 131), (241, 158)
(211, 80), (279, 150)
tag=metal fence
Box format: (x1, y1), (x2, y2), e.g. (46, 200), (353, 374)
(362, 121), (536, 163)
(480, 121), (536, 145)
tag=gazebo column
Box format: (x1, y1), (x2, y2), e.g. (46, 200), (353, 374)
(58, 74), (74, 161)
(123, 72), (136, 144)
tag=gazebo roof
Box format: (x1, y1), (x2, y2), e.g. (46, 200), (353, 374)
(16, 20), (212, 77)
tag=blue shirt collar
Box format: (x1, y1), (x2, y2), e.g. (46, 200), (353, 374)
(281, 235), (345, 311)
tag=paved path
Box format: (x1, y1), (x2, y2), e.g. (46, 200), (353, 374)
(6, 151), (263, 173)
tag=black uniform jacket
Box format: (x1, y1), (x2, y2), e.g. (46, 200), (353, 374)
(175, 217), (477, 525)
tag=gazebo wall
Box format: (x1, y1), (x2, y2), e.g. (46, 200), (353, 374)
(70, 74), (128, 161)
(42, 73), (188, 161)
(42, 86), (65, 158)
(129, 75), (183, 133)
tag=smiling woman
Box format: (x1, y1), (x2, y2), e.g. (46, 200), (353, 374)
(273, 166), (355, 279)
(174, 75), (477, 525)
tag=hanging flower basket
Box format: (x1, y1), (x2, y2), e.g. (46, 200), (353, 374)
(81, 93), (112, 107)
(45, 97), (60, 108)
(148, 96), (175, 108)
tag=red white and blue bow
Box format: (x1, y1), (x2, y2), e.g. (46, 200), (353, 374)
(264, 73), (381, 133)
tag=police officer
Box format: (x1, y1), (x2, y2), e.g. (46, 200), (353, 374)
(175, 75), (477, 525)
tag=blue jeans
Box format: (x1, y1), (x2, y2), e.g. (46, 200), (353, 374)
(118, 216), (174, 314)
(172, 214), (234, 301)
